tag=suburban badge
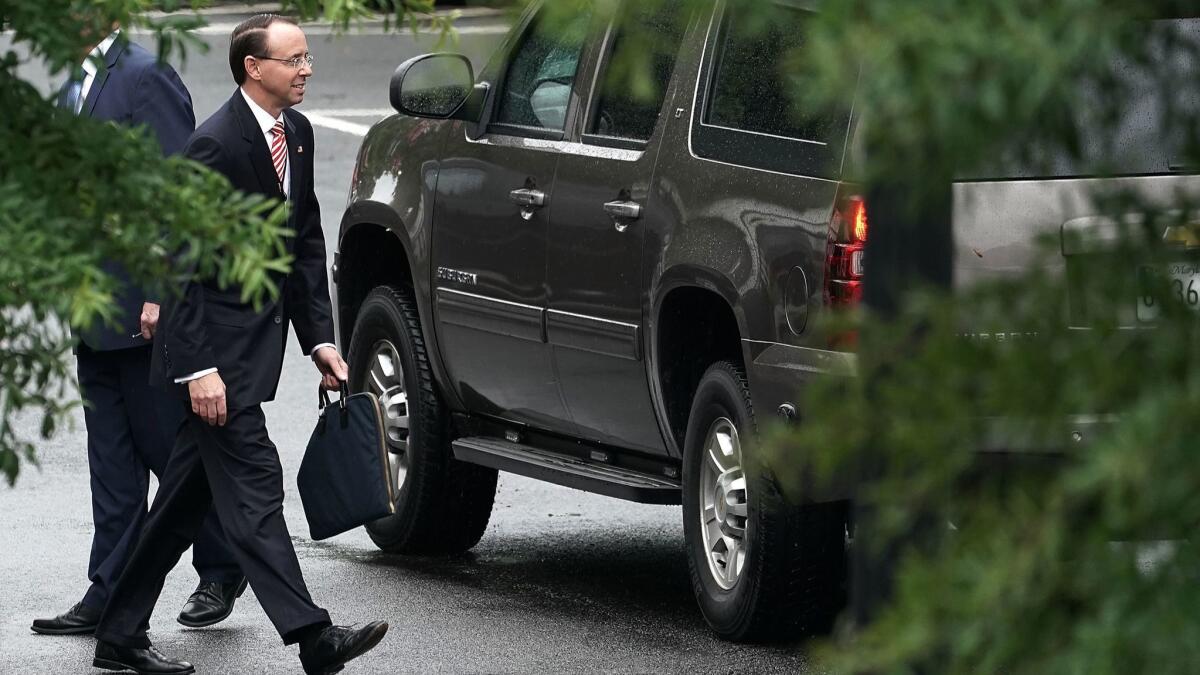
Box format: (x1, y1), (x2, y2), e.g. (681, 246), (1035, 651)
(437, 267), (478, 286)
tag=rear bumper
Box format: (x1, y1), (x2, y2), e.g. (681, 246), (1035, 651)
(743, 339), (1111, 501)
(974, 415), (1114, 455)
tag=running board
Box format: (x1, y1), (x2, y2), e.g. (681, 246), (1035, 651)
(452, 437), (682, 505)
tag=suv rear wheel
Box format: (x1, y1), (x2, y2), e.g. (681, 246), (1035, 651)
(349, 285), (498, 554)
(682, 361), (848, 641)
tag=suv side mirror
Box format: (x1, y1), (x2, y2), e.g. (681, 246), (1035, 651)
(390, 53), (484, 121)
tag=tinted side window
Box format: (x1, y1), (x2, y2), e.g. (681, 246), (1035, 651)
(588, 3), (686, 143)
(496, 7), (593, 133)
(706, 8), (834, 143)
(693, 5), (850, 177)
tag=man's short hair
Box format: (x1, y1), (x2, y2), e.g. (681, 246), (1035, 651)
(229, 13), (299, 85)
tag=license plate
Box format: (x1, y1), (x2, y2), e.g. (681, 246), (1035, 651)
(1137, 262), (1200, 321)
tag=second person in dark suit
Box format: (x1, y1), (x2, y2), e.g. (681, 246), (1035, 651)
(90, 14), (388, 675)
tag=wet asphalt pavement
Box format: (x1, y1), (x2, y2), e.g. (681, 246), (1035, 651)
(1, 386), (812, 673)
(0, 8), (816, 673)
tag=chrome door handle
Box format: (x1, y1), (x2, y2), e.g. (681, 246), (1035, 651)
(509, 188), (547, 207)
(603, 200), (642, 220)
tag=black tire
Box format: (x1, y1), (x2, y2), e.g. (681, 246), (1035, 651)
(348, 285), (498, 554)
(682, 361), (848, 642)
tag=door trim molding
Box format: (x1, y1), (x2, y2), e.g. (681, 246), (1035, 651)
(547, 309), (641, 361)
(436, 287), (545, 343)
(434, 288), (643, 359)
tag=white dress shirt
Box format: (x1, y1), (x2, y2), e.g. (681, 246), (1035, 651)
(75, 31), (120, 115)
(175, 91), (334, 384)
(240, 88), (290, 198)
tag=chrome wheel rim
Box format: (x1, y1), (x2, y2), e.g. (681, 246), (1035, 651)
(363, 340), (409, 494)
(699, 417), (748, 590)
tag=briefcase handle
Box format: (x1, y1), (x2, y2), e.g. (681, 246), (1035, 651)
(317, 380), (351, 411)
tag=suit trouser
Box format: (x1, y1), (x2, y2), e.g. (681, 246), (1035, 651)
(94, 403), (331, 647)
(76, 344), (240, 611)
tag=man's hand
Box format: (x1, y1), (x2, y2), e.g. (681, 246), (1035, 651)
(139, 302), (160, 340)
(188, 372), (227, 426)
(313, 346), (349, 391)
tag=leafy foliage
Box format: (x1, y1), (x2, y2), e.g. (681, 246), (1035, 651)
(751, 1), (1200, 672)
(0, 0), (446, 485)
(797, 1), (1200, 201)
(784, 207), (1200, 674)
(287, 0), (454, 40)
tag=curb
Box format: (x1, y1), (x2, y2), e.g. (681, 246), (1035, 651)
(147, 3), (510, 21)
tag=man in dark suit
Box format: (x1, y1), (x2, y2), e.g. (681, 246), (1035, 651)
(31, 27), (245, 639)
(91, 15), (388, 675)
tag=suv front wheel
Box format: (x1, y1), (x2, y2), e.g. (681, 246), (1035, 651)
(348, 285), (498, 554)
(682, 361), (848, 641)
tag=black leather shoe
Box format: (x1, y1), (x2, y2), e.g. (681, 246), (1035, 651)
(31, 601), (101, 635)
(93, 641), (195, 674)
(299, 621), (389, 675)
(176, 577), (248, 628)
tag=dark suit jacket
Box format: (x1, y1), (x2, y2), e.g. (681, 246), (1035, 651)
(151, 91), (335, 408)
(66, 37), (195, 351)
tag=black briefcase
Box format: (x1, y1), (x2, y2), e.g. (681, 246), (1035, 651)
(297, 384), (395, 541)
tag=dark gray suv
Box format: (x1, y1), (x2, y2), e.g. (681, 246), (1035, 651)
(335, 0), (1200, 642)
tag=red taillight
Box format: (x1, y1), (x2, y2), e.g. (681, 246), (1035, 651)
(849, 196), (868, 244)
(824, 195), (868, 308)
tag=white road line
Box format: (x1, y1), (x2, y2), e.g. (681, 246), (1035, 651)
(302, 108), (393, 118)
(305, 113), (372, 137)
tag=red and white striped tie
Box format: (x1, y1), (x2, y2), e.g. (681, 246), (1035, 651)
(269, 119), (287, 190)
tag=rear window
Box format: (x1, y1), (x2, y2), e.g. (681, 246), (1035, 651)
(692, 4), (850, 177)
(705, 8), (837, 143)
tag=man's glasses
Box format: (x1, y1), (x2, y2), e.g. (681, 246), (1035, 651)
(255, 53), (314, 69)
